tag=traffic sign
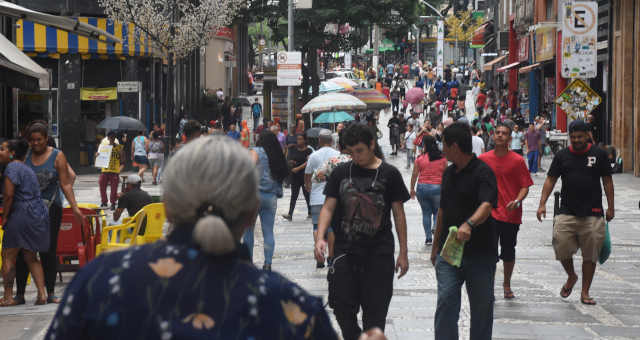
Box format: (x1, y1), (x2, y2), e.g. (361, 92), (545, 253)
(117, 81), (140, 93)
(561, 1), (598, 79)
(277, 51), (302, 87)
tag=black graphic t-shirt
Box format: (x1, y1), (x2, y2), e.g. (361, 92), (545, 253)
(324, 161), (410, 255)
(548, 144), (612, 217)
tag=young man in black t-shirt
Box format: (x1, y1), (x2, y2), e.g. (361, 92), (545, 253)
(430, 122), (498, 340)
(315, 124), (409, 340)
(537, 120), (614, 306)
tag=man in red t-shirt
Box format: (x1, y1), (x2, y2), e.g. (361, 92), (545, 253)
(479, 123), (533, 300)
(476, 90), (487, 114)
(450, 86), (458, 99)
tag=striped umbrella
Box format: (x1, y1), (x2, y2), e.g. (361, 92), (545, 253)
(327, 77), (358, 90)
(351, 88), (391, 110)
(301, 93), (367, 114)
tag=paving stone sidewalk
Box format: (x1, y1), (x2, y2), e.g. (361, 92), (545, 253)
(2, 109), (640, 339)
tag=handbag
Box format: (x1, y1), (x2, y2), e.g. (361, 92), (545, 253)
(598, 222), (611, 264)
(413, 133), (424, 147)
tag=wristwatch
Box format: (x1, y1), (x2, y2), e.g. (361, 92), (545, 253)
(466, 219), (476, 229)
(514, 200), (521, 208)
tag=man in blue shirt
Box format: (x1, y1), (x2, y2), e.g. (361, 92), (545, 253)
(251, 98), (262, 132)
(227, 124), (240, 141)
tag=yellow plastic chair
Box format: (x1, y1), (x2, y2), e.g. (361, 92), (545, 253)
(134, 203), (166, 245)
(96, 210), (146, 255)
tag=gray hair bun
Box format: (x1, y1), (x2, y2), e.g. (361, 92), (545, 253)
(193, 215), (236, 255)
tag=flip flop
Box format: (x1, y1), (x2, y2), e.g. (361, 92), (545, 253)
(0, 298), (19, 307)
(504, 289), (515, 299)
(580, 297), (597, 305)
(560, 285), (573, 298)
(47, 296), (61, 304)
(34, 298), (47, 306)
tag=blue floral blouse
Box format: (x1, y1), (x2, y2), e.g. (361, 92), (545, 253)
(44, 226), (338, 340)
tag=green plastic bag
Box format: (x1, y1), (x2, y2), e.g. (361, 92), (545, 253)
(599, 222), (611, 264)
(441, 226), (466, 267)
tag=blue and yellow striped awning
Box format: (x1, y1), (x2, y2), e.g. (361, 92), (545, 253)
(16, 17), (161, 59)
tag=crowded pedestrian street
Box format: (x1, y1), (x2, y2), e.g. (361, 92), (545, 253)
(0, 107), (638, 339)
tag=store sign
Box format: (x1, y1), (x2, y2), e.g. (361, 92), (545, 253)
(271, 88), (289, 123)
(555, 79), (602, 120)
(117, 81), (140, 93)
(80, 87), (117, 101)
(215, 27), (233, 40)
(535, 27), (556, 62)
(293, 0), (312, 9)
(561, 1), (598, 78)
(277, 51), (302, 86)
(517, 36), (529, 62)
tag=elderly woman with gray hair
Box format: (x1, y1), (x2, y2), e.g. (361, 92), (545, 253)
(44, 136), (337, 339)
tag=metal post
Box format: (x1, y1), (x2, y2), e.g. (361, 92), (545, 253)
(287, 0), (294, 133)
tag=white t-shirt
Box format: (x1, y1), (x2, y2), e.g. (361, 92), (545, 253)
(305, 147), (340, 206)
(405, 130), (417, 150)
(472, 135), (485, 156)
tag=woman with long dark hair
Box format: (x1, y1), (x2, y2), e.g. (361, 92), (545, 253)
(282, 134), (312, 221)
(409, 135), (448, 245)
(243, 131), (288, 271)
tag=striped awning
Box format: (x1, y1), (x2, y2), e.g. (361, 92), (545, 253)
(16, 18), (161, 58)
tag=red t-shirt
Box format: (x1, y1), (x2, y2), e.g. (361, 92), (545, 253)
(435, 100), (442, 114)
(446, 99), (455, 111)
(450, 87), (458, 98)
(415, 155), (447, 184)
(479, 150), (533, 224)
(476, 93), (487, 108)
(402, 64), (409, 75)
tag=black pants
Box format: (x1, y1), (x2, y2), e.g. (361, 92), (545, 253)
(288, 175), (310, 216)
(391, 98), (400, 113)
(16, 204), (63, 296)
(328, 252), (394, 340)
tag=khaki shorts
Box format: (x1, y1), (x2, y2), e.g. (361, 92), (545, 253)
(552, 214), (605, 262)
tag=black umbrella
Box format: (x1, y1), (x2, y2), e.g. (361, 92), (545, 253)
(305, 127), (325, 138)
(97, 116), (146, 131)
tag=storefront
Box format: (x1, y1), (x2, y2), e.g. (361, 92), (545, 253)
(14, 17), (161, 167)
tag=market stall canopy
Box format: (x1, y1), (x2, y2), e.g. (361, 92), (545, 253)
(483, 55), (506, 71)
(301, 93), (367, 114)
(0, 1), (121, 44)
(327, 77), (358, 89)
(351, 88), (391, 110)
(313, 111), (355, 124)
(0, 32), (48, 90)
(519, 63), (541, 74)
(496, 61), (520, 72)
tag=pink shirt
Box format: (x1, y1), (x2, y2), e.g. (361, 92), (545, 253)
(415, 155), (447, 184)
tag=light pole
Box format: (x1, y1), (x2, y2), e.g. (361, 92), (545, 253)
(287, 0), (295, 133)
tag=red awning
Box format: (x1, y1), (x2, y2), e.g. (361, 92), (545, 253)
(496, 61), (521, 72)
(518, 63), (541, 74)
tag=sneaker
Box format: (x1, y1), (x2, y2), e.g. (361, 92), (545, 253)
(110, 204), (116, 211)
(100, 202), (108, 208)
(326, 257), (334, 267)
(316, 261), (325, 269)
(425, 239), (432, 245)
(281, 214), (292, 221)
(262, 264), (272, 272)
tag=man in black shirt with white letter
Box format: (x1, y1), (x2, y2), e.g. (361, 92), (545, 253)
(537, 120), (614, 306)
(431, 122), (498, 340)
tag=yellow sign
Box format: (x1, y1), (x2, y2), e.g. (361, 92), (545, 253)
(80, 87), (117, 101)
(555, 79), (602, 120)
(535, 27), (556, 62)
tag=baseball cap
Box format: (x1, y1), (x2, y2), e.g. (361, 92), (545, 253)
(568, 120), (588, 133)
(126, 174), (142, 184)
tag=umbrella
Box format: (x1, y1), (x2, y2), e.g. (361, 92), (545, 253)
(305, 127), (326, 138)
(97, 116), (146, 131)
(327, 77), (358, 89)
(405, 87), (425, 105)
(351, 88), (391, 110)
(301, 93), (367, 114)
(313, 111), (355, 124)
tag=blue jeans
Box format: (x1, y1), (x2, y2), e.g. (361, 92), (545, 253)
(243, 191), (277, 264)
(527, 150), (539, 173)
(435, 254), (496, 340)
(416, 183), (440, 242)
